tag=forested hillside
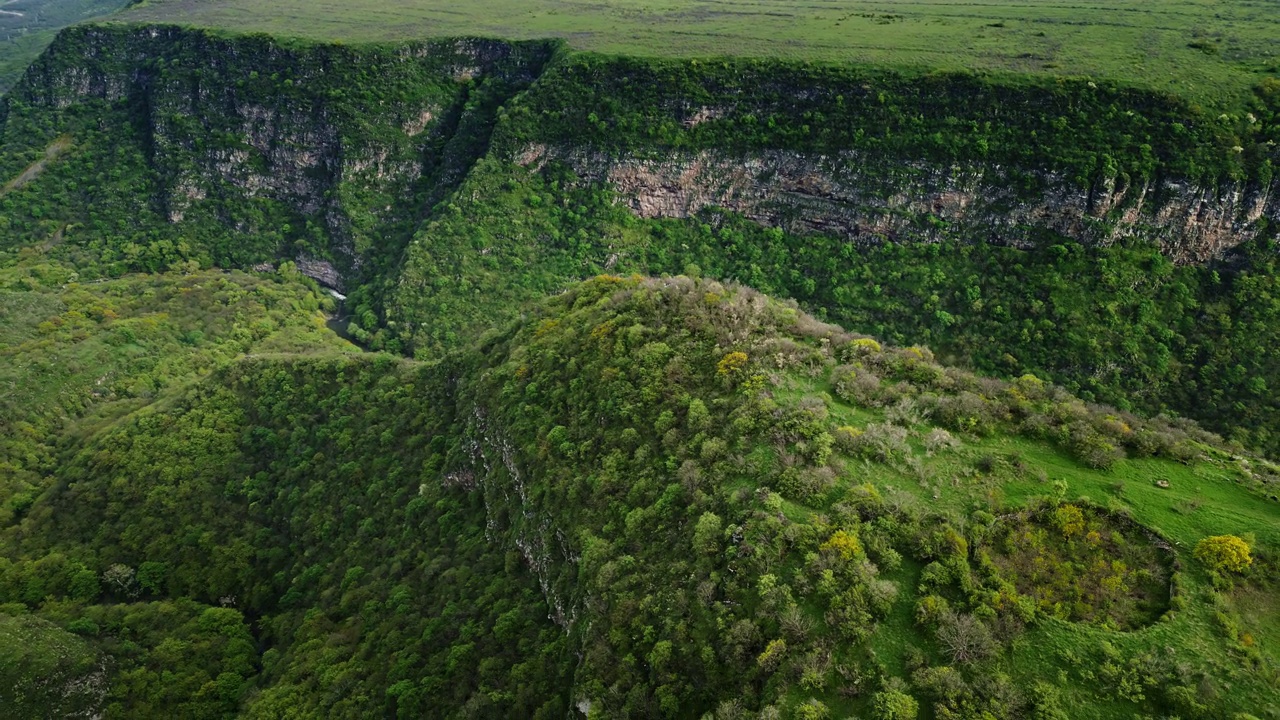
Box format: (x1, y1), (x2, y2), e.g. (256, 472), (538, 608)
(0, 18), (1279, 720)
(4, 275), (1279, 718)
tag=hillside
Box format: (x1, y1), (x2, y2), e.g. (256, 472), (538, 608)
(0, 16), (1278, 720)
(3, 274), (1279, 718)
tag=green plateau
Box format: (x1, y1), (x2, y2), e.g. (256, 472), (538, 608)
(0, 10), (1277, 720)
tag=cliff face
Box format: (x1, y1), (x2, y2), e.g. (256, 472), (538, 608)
(494, 55), (1278, 266)
(12, 25), (555, 286)
(7, 27), (1273, 285)
(520, 145), (1277, 264)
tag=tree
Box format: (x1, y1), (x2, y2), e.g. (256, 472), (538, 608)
(1194, 535), (1252, 574)
(692, 512), (722, 555)
(871, 688), (919, 720)
(935, 611), (995, 664)
(819, 529), (862, 561)
(756, 639), (786, 672)
(102, 563), (138, 598)
(1052, 504), (1085, 538)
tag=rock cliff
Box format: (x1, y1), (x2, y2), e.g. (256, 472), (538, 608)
(12, 25), (555, 283)
(521, 145), (1277, 264)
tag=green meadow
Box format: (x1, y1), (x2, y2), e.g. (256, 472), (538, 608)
(120, 0), (1279, 108)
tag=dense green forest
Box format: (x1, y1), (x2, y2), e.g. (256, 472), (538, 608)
(5, 275), (1279, 717)
(0, 21), (1279, 720)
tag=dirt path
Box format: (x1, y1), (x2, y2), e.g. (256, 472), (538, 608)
(2, 135), (72, 194)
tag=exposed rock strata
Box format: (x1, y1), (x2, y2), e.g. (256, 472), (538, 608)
(523, 146), (1277, 263)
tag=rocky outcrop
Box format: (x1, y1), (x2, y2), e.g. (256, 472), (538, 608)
(293, 257), (343, 290)
(462, 405), (578, 630)
(15, 25), (556, 274)
(522, 146), (1277, 263)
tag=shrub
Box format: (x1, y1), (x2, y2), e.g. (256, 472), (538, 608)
(871, 688), (919, 720)
(918, 561), (953, 591)
(923, 428), (959, 454)
(851, 423), (911, 462)
(717, 351), (749, 376)
(1066, 422), (1123, 469)
(914, 594), (951, 627)
(930, 391), (993, 435)
(885, 397), (925, 426)
(833, 367), (883, 406)
(66, 618), (100, 636)
(1052, 504), (1086, 538)
(864, 580), (899, 617)
(1194, 535), (1252, 574)
(833, 425), (864, 452)
(841, 337), (882, 360)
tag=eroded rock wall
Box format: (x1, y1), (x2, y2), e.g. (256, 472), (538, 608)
(523, 145), (1277, 263)
(14, 25), (555, 279)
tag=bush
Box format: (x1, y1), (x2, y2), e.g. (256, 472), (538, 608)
(851, 423), (911, 462)
(922, 428), (959, 454)
(839, 337), (882, 361)
(1052, 504), (1085, 537)
(914, 594), (951, 627)
(930, 391), (993, 434)
(871, 688), (920, 720)
(833, 425), (864, 452)
(1066, 422), (1124, 469)
(833, 366), (883, 406)
(1194, 535), (1252, 574)
(716, 351), (749, 376)
(65, 618), (99, 636)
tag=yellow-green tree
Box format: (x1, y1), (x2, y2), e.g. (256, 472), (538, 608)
(1194, 535), (1252, 574)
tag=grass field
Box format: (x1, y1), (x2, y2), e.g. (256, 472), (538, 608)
(118, 0), (1280, 108)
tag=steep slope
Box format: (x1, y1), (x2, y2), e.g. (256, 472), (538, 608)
(2, 25), (554, 289)
(391, 58), (1280, 453)
(3, 26), (1279, 453)
(0, 249), (356, 525)
(3, 275), (1278, 718)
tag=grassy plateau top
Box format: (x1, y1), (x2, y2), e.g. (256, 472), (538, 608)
(117, 0), (1279, 109)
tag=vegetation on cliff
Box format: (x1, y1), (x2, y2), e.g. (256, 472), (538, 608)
(20, 28), (1263, 451)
